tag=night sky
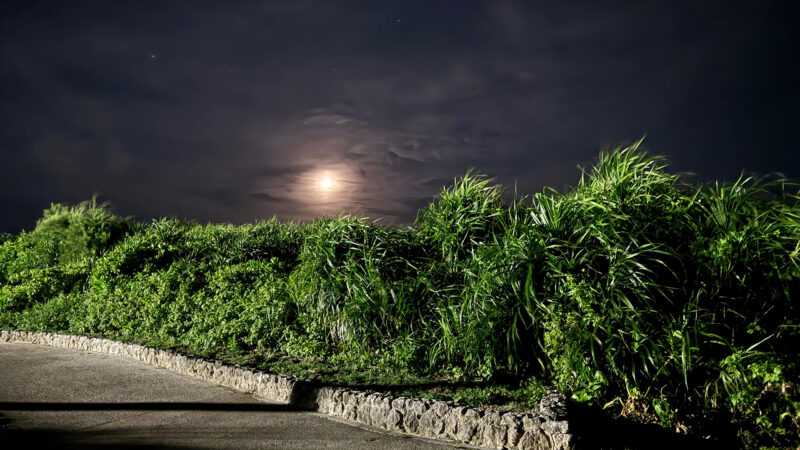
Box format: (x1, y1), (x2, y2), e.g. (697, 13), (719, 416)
(2, 1), (799, 232)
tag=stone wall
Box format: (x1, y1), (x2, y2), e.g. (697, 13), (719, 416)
(0, 331), (571, 449)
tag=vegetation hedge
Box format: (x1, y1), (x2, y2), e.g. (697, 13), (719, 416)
(1, 143), (798, 448)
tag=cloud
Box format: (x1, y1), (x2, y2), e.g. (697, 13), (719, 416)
(187, 187), (244, 207)
(236, 96), (508, 221)
(245, 164), (316, 179)
(2, 0), (797, 232)
(249, 191), (291, 204)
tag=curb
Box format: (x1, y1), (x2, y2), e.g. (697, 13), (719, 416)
(0, 330), (571, 449)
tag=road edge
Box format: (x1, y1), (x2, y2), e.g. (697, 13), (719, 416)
(0, 330), (571, 449)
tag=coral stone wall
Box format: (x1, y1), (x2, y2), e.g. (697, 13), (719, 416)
(0, 331), (571, 449)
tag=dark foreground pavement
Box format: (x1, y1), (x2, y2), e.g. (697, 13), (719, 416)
(0, 343), (470, 449)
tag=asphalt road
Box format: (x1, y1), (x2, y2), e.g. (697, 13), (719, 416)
(0, 343), (469, 449)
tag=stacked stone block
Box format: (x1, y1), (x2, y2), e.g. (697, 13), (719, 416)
(0, 331), (571, 449)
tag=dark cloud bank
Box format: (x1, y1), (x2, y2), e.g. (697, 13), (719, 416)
(1, 1), (798, 232)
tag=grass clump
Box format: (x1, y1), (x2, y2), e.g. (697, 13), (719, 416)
(1, 142), (798, 448)
(0, 198), (135, 317)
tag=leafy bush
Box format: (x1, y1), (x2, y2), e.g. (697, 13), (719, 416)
(520, 146), (691, 398)
(186, 259), (291, 349)
(77, 219), (302, 343)
(14, 292), (82, 332)
(0, 262), (89, 312)
(416, 170), (506, 264)
(416, 173), (514, 376)
(0, 200), (133, 310)
(288, 216), (426, 351)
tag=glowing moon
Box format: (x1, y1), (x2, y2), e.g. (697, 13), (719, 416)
(320, 176), (333, 190)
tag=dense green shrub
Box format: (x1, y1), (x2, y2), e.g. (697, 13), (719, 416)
(13, 292), (82, 332)
(0, 200), (134, 311)
(185, 259), (291, 349)
(416, 170), (506, 264)
(288, 216), (426, 352)
(520, 147), (692, 399)
(0, 199), (135, 275)
(77, 219), (302, 344)
(0, 262), (89, 312)
(415, 173), (514, 376)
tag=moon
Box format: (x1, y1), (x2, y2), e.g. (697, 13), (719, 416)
(320, 176), (333, 191)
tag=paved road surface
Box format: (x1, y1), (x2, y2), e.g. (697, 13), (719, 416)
(0, 343), (468, 449)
